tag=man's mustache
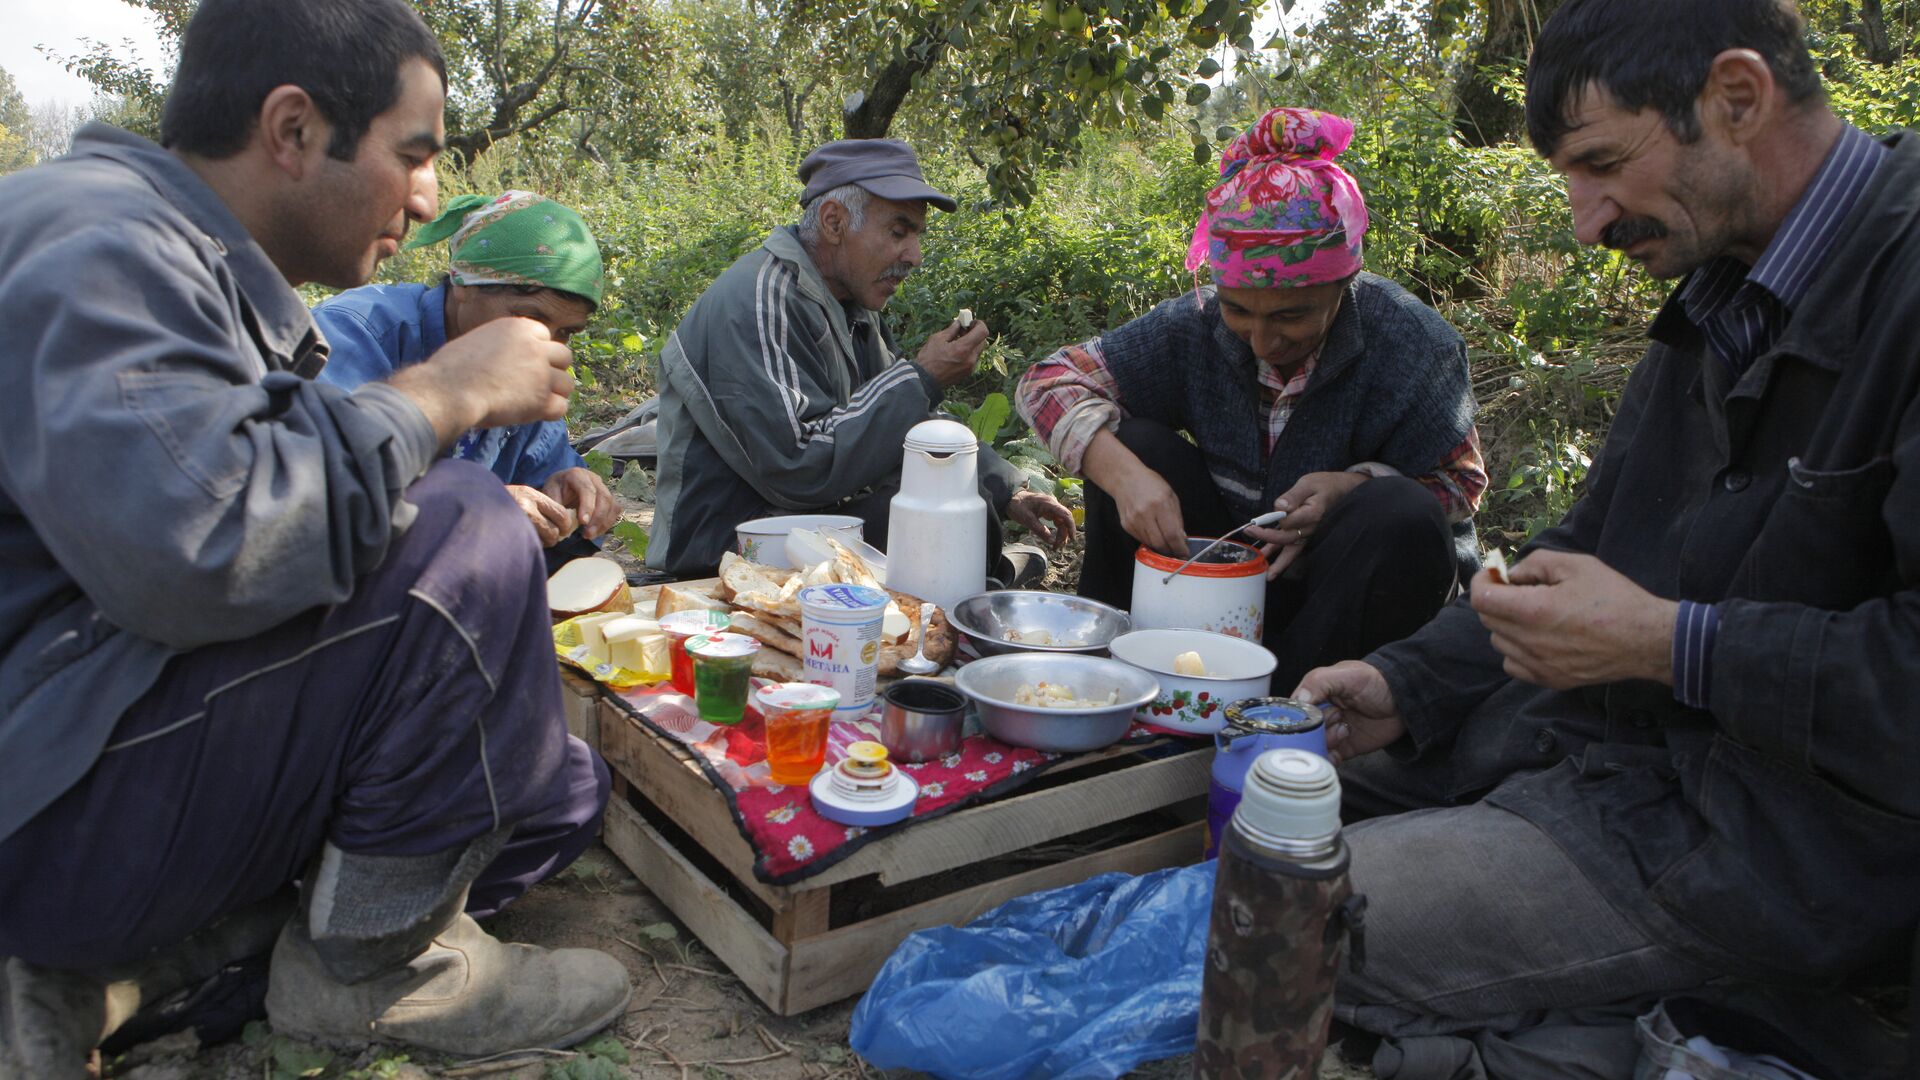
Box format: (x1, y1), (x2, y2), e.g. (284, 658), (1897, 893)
(881, 263), (914, 283)
(1603, 217), (1668, 251)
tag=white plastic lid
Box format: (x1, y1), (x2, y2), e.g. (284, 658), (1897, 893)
(755, 682), (842, 713)
(810, 766), (918, 826)
(903, 418), (978, 456)
(1235, 749), (1342, 846)
(659, 609), (731, 636)
(686, 631), (760, 659)
(798, 583), (890, 614)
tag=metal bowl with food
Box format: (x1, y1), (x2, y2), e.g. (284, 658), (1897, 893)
(953, 653), (1159, 752)
(947, 591), (1132, 658)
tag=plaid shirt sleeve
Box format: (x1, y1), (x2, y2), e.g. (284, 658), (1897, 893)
(1353, 425), (1487, 524)
(1014, 339), (1126, 475)
(1416, 426), (1489, 524)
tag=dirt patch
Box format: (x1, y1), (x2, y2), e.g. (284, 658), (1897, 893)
(110, 841), (1376, 1079)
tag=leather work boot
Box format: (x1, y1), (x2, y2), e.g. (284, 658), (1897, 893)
(264, 911), (631, 1057)
(0, 959), (104, 1080)
(996, 543), (1052, 591)
(1, 892), (294, 1077)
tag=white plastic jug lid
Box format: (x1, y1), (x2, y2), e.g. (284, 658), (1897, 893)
(1236, 748), (1342, 844)
(903, 418), (978, 456)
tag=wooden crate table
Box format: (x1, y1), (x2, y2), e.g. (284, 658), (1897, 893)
(559, 669), (1210, 1015)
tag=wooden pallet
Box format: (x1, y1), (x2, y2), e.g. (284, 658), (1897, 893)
(561, 671), (1209, 1015)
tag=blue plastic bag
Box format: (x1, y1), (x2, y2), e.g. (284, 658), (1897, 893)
(848, 860), (1217, 1080)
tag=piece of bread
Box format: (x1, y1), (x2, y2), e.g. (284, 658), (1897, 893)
(1482, 548), (1510, 585)
(825, 537), (883, 591)
(876, 594), (955, 674)
(751, 648), (806, 681)
(728, 610), (804, 658)
(719, 552), (804, 616)
(548, 556), (633, 619)
(653, 582), (724, 620)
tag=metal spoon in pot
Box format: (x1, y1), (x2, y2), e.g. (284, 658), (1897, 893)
(1160, 509), (1290, 584)
(897, 604), (940, 675)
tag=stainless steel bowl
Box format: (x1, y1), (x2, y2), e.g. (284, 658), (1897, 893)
(953, 654), (1160, 753)
(947, 591), (1132, 658)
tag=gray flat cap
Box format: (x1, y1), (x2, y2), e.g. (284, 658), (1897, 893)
(798, 139), (957, 213)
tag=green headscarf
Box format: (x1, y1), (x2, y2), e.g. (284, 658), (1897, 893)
(405, 190), (604, 308)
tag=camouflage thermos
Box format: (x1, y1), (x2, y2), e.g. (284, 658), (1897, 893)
(1194, 748), (1366, 1079)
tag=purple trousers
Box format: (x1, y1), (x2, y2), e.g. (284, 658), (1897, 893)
(0, 461), (609, 970)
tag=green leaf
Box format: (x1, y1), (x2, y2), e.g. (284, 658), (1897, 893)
(577, 1034), (631, 1064)
(269, 1036), (334, 1078)
(620, 332), (644, 350)
(547, 1055), (624, 1080)
(583, 450), (615, 482)
(1185, 81), (1211, 104)
(609, 521), (649, 558)
(966, 392), (1011, 444)
(637, 920), (680, 941)
(1196, 56), (1221, 78)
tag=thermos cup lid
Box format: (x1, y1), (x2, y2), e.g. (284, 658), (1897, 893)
(1235, 748), (1342, 847)
(903, 418), (978, 456)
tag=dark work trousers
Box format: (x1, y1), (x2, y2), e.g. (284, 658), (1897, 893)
(0, 461), (609, 971)
(1078, 418), (1456, 693)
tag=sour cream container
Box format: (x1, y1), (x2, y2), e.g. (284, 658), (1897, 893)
(799, 583), (891, 716)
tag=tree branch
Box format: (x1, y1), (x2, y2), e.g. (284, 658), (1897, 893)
(843, 29), (947, 138)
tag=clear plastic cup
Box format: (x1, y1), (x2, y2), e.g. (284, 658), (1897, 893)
(686, 632), (760, 725)
(660, 610), (731, 694)
(755, 682), (841, 786)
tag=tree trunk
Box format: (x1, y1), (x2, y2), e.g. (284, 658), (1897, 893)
(1452, 0), (1562, 148)
(1854, 0), (1897, 64)
(843, 34), (946, 138)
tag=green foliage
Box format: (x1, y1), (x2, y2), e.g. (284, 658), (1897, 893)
(547, 1033), (631, 1078)
(51, 0), (1918, 548)
(609, 520), (650, 558)
(241, 1021), (334, 1079)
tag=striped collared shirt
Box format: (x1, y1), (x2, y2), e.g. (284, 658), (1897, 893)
(1671, 124), (1887, 710)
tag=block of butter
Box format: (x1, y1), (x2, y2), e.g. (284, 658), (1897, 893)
(571, 610), (630, 665)
(1174, 650), (1207, 677)
(603, 615), (670, 675)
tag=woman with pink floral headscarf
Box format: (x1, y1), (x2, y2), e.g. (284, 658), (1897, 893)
(1015, 106), (1488, 691)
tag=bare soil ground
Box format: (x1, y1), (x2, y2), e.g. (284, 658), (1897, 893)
(108, 841), (1376, 1080)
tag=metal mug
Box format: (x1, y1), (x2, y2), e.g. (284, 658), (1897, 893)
(878, 679), (968, 763)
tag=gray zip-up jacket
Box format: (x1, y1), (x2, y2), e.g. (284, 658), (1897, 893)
(648, 226), (1021, 574)
(0, 126), (438, 842)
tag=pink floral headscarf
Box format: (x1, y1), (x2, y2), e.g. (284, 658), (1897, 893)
(1186, 107), (1369, 289)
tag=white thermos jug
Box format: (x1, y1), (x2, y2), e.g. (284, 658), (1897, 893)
(885, 419), (987, 612)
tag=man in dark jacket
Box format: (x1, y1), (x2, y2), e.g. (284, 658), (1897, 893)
(1297, 0), (1920, 1066)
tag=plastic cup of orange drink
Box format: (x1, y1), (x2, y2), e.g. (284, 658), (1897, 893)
(755, 682), (841, 786)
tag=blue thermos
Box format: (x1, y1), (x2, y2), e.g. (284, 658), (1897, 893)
(1206, 697), (1328, 858)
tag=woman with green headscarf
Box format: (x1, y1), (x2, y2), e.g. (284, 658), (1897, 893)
(315, 191), (619, 559)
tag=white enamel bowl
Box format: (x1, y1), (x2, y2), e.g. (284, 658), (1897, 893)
(735, 515), (864, 568)
(1107, 628), (1277, 735)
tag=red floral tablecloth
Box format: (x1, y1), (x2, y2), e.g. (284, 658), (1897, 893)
(605, 681), (1190, 884)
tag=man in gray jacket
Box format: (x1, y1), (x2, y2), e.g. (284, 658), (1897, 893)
(0, 0), (627, 1072)
(648, 139), (1074, 576)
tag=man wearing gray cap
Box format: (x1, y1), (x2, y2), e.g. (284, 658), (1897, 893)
(647, 138), (1074, 577)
